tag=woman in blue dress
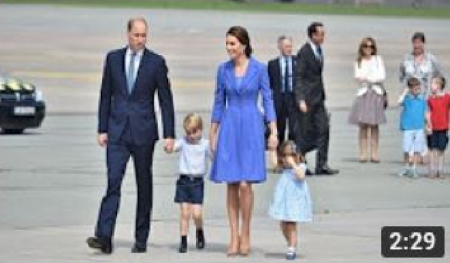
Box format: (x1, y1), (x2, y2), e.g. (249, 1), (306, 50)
(210, 26), (278, 256)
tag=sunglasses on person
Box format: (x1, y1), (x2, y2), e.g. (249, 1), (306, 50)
(363, 43), (374, 49)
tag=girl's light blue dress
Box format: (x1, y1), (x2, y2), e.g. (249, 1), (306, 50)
(269, 165), (313, 222)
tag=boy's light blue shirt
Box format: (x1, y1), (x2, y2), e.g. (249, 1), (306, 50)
(400, 93), (427, 131)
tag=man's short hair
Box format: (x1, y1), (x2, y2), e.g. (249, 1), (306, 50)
(277, 35), (292, 44)
(307, 22), (324, 38)
(127, 17), (148, 32)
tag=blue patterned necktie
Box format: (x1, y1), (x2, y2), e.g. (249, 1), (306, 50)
(127, 52), (137, 93)
(284, 57), (290, 93)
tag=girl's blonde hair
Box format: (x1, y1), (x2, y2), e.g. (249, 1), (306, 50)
(183, 113), (203, 133)
(277, 140), (304, 167)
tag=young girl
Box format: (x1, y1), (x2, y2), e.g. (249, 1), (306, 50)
(427, 76), (449, 178)
(167, 113), (209, 253)
(269, 141), (312, 260)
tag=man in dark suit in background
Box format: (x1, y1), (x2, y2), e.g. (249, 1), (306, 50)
(87, 17), (175, 254)
(294, 22), (338, 175)
(268, 35), (297, 145)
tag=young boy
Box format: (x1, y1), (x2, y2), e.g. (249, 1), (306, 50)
(427, 75), (449, 178)
(168, 113), (209, 253)
(398, 77), (428, 177)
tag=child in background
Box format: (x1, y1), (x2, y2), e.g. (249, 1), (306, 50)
(269, 141), (312, 260)
(167, 113), (209, 253)
(398, 77), (428, 177)
(427, 75), (449, 178)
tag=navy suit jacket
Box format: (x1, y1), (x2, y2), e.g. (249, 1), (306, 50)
(98, 47), (175, 145)
(268, 56), (296, 114)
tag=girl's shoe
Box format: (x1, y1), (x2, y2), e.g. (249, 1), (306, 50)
(286, 251), (296, 260)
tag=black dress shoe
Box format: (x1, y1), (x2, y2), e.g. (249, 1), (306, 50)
(315, 165), (339, 175)
(178, 235), (188, 253)
(305, 168), (314, 176)
(178, 244), (187, 253)
(196, 229), (206, 249)
(87, 237), (112, 254)
(131, 243), (147, 253)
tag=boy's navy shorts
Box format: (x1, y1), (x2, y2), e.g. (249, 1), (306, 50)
(174, 174), (204, 204)
(427, 130), (449, 151)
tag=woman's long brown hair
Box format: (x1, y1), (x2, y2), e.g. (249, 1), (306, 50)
(356, 37), (378, 67)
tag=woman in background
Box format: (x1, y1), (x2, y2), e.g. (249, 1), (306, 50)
(349, 37), (386, 163)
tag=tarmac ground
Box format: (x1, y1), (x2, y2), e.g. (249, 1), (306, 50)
(0, 4), (449, 263)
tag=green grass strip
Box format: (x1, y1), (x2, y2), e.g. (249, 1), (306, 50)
(2, 0), (449, 19)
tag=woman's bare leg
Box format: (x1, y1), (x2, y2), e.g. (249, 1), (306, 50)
(227, 183), (240, 255)
(239, 182), (253, 255)
(371, 125), (380, 162)
(359, 124), (368, 162)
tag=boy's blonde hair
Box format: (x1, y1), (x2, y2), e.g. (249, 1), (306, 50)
(183, 113), (203, 133)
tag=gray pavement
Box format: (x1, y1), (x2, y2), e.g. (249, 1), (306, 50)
(1, 4), (450, 263)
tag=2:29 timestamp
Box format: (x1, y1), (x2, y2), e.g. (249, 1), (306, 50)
(381, 226), (445, 258)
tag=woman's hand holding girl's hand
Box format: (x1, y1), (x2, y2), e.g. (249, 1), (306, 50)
(269, 149), (279, 171)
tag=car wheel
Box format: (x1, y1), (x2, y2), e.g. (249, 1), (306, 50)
(3, 129), (25, 134)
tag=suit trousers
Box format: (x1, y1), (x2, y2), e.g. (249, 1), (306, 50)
(277, 92), (297, 144)
(296, 103), (330, 168)
(95, 124), (155, 245)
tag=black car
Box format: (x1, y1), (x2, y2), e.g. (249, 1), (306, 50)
(0, 76), (46, 134)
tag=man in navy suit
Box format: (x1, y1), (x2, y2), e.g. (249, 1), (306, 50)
(268, 35), (297, 144)
(87, 17), (175, 254)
